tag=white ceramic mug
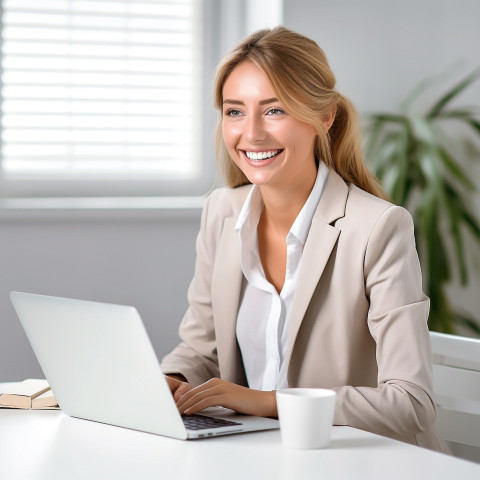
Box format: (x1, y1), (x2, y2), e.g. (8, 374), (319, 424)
(276, 388), (336, 449)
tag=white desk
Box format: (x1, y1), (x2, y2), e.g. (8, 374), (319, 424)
(1, 408), (479, 480)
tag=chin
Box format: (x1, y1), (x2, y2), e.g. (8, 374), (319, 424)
(243, 173), (273, 186)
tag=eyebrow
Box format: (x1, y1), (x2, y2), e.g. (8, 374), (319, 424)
(223, 97), (279, 106)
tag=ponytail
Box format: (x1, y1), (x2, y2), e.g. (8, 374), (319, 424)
(327, 95), (388, 200)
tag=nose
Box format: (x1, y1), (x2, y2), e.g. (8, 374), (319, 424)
(245, 115), (266, 143)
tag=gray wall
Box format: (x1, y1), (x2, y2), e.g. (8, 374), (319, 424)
(285, 0), (480, 332)
(285, 0), (480, 110)
(0, 210), (200, 381)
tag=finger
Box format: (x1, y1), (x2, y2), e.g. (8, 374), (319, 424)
(165, 376), (178, 392)
(165, 376), (182, 393)
(175, 378), (221, 408)
(176, 383), (221, 411)
(180, 394), (225, 415)
(173, 382), (193, 402)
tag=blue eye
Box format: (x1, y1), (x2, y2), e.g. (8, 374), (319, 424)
(267, 108), (285, 116)
(225, 109), (243, 117)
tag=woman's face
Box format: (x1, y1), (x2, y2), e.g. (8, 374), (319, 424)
(221, 61), (317, 191)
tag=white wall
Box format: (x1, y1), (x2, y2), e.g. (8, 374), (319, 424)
(284, 0), (480, 332)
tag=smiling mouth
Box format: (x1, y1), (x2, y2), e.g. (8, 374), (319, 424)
(243, 149), (283, 161)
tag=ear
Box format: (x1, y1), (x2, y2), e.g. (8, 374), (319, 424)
(323, 109), (336, 132)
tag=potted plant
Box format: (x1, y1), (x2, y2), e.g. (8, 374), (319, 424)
(364, 69), (480, 335)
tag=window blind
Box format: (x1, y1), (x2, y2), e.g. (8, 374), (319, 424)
(0, 0), (201, 182)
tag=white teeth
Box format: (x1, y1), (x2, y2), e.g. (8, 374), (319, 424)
(245, 150), (280, 161)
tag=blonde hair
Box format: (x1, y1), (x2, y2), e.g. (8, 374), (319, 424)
(214, 26), (387, 199)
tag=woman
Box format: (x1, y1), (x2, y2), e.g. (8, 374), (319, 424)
(161, 26), (449, 453)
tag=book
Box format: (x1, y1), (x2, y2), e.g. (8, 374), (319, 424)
(0, 379), (59, 409)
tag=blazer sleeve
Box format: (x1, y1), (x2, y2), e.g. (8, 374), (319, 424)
(332, 205), (437, 438)
(160, 193), (221, 386)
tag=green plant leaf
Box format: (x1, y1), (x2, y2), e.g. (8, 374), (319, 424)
(418, 192), (451, 286)
(390, 154), (409, 204)
(370, 130), (406, 177)
(445, 198), (468, 284)
(438, 147), (476, 190)
(444, 182), (480, 238)
(369, 113), (408, 125)
(428, 289), (455, 334)
(436, 108), (477, 120)
(364, 120), (389, 166)
(460, 208), (480, 240)
(427, 278), (456, 333)
(417, 146), (442, 193)
(427, 68), (480, 118)
(467, 119), (480, 134)
(410, 116), (439, 148)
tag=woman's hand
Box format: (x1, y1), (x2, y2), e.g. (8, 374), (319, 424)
(175, 378), (277, 418)
(165, 375), (194, 402)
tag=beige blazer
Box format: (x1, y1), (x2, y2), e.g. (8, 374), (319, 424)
(161, 168), (450, 453)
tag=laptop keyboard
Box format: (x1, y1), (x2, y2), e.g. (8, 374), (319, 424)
(182, 414), (242, 430)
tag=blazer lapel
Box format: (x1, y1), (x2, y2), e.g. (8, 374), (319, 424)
(286, 169), (349, 366)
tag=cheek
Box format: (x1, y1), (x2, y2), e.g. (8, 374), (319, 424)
(273, 121), (309, 144)
(222, 123), (241, 152)
(222, 122), (232, 144)
(288, 126), (316, 155)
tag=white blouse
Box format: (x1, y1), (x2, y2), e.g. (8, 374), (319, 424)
(235, 162), (329, 391)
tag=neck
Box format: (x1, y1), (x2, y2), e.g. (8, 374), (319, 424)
(258, 173), (316, 237)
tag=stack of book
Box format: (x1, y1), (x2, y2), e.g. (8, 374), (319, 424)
(0, 379), (59, 409)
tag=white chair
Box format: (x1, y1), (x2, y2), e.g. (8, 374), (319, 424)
(430, 331), (480, 463)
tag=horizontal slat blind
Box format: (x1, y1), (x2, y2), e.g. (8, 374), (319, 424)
(0, 0), (201, 180)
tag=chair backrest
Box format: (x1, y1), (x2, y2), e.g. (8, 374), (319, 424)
(430, 331), (480, 463)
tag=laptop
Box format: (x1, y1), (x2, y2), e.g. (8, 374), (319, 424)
(10, 291), (279, 440)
